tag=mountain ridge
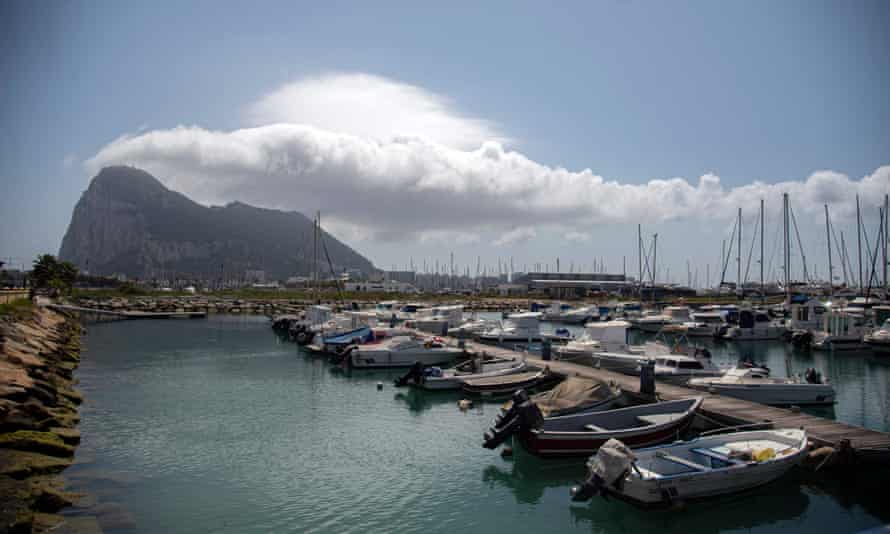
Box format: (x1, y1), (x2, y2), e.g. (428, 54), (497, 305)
(59, 166), (376, 280)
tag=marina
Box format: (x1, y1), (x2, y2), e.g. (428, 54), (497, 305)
(58, 314), (890, 533)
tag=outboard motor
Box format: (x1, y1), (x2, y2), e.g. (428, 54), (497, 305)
(714, 324), (729, 340)
(570, 439), (635, 502)
(639, 359), (656, 396)
(805, 368), (823, 384)
(394, 361), (425, 387)
(541, 338), (552, 361)
(483, 391), (542, 449)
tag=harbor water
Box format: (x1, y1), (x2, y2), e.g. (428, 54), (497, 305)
(65, 315), (890, 533)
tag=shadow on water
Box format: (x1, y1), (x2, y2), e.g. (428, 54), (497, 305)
(482, 448), (586, 505)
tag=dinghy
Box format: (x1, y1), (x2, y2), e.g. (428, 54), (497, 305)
(570, 428), (808, 506)
(483, 397), (702, 457)
(394, 355), (528, 390)
(462, 369), (555, 397)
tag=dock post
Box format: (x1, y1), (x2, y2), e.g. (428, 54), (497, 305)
(640, 360), (656, 395)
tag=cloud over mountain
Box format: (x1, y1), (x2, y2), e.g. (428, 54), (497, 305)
(87, 73), (890, 248)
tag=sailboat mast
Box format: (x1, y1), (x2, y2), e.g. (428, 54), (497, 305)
(783, 193), (790, 302)
(760, 198), (765, 297)
(638, 224), (643, 299)
(313, 212), (318, 300)
(825, 204), (833, 295)
(652, 234), (658, 286)
(737, 207), (742, 294)
(884, 194), (888, 292)
(857, 195), (863, 290)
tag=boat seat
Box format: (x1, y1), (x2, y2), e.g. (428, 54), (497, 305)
(655, 452), (711, 471)
(583, 424), (608, 432)
(637, 413), (681, 426)
(691, 447), (745, 465)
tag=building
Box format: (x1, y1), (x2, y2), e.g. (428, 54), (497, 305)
(384, 270), (417, 285)
(511, 272), (635, 298)
(345, 280), (417, 293)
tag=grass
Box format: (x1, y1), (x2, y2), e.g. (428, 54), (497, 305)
(0, 298), (34, 320)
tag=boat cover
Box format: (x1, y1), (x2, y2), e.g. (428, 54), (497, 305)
(525, 376), (618, 416)
(587, 438), (635, 486)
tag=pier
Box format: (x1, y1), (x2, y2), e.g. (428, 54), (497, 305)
(47, 303), (207, 321)
(452, 337), (890, 462)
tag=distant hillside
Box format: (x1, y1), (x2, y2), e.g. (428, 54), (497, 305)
(59, 166), (376, 280)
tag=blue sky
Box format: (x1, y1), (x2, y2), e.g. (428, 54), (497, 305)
(2, 1), (889, 284)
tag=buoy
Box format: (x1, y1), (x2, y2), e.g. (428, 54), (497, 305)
(458, 399), (473, 410)
(376, 382), (383, 390)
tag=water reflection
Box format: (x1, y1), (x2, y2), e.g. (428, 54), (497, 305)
(482, 452), (584, 504)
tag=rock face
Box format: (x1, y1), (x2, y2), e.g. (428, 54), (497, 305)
(0, 305), (83, 532)
(59, 166), (377, 280)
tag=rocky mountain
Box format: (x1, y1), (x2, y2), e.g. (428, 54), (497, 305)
(59, 166), (376, 281)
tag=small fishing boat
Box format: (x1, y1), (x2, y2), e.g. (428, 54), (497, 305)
(410, 305), (464, 335)
(339, 335), (464, 369)
(687, 366), (836, 405)
(462, 369), (554, 397)
(864, 318), (890, 354)
(570, 428), (808, 506)
(483, 397), (702, 457)
(395, 355), (528, 390)
(501, 377), (626, 417)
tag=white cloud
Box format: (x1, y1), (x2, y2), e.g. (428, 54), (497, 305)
(493, 227), (537, 246)
(62, 153), (77, 169)
(246, 73), (508, 150)
(564, 231), (591, 243)
(86, 73), (890, 251)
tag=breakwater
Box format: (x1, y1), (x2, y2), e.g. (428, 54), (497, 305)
(0, 305), (83, 533)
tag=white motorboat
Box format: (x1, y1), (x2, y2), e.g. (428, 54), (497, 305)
(810, 309), (871, 351)
(374, 300), (400, 322)
(787, 298), (826, 332)
(682, 311), (728, 337)
(342, 335), (463, 369)
(864, 318), (890, 354)
(397, 355), (528, 390)
(687, 366), (836, 405)
(632, 306), (692, 333)
(411, 305), (464, 335)
(723, 309), (786, 341)
(571, 429), (808, 506)
(479, 312), (544, 343)
(544, 302), (599, 324)
(448, 318), (496, 338)
(555, 320), (633, 361)
(651, 353), (722, 384)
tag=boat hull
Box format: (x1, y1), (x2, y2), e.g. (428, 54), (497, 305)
(520, 421), (692, 458)
(687, 382), (836, 405)
(349, 350), (460, 369)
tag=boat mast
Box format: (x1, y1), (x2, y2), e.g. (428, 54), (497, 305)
(783, 192), (790, 303)
(760, 198), (765, 299)
(313, 211), (319, 301)
(884, 194), (889, 293)
(857, 195), (863, 291)
(825, 204), (833, 296)
(638, 224), (643, 301)
(737, 207), (742, 296)
(652, 233), (658, 288)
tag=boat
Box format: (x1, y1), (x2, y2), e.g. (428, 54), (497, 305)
(570, 428), (808, 506)
(462, 369), (555, 397)
(339, 335), (464, 369)
(651, 353), (721, 384)
(864, 318), (890, 354)
(723, 309), (786, 341)
(410, 305), (464, 335)
(810, 309), (871, 351)
(632, 306), (692, 333)
(448, 318), (496, 338)
(508, 376), (626, 417)
(479, 312), (544, 343)
(687, 366), (836, 405)
(682, 311), (728, 337)
(395, 354), (528, 390)
(543, 302), (599, 324)
(554, 320), (632, 361)
(483, 397), (702, 457)
(787, 298), (827, 332)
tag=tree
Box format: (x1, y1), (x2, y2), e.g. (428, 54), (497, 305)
(30, 254), (79, 296)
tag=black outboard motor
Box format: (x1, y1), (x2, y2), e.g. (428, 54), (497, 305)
(570, 474), (607, 502)
(394, 361), (425, 387)
(805, 368), (823, 384)
(483, 392), (543, 449)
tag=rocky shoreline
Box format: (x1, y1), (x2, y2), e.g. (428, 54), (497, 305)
(0, 305), (84, 533)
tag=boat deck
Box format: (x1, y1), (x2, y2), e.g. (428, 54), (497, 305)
(445, 335), (890, 457)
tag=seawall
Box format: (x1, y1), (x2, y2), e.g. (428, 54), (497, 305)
(0, 305), (84, 533)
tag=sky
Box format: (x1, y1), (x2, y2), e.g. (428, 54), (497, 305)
(1, 0), (889, 285)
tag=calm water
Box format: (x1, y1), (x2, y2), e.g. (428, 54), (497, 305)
(65, 315), (890, 533)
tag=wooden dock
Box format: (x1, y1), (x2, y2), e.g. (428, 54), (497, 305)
(453, 337), (890, 459)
